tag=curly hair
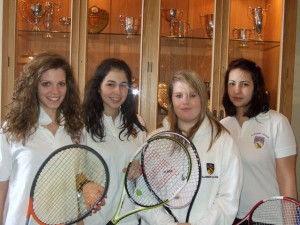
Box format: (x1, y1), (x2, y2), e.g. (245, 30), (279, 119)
(167, 70), (227, 150)
(222, 58), (269, 117)
(2, 52), (83, 143)
(82, 58), (146, 142)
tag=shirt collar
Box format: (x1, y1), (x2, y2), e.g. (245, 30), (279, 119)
(39, 107), (53, 126)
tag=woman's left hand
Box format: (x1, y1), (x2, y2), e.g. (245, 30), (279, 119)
(82, 182), (107, 213)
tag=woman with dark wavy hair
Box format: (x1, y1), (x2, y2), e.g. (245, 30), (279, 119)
(0, 52), (97, 225)
(221, 58), (297, 225)
(81, 58), (147, 225)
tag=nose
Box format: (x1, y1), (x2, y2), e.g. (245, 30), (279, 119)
(113, 85), (121, 94)
(50, 85), (60, 93)
(182, 94), (190, 104)
(233, 85), (241, 93)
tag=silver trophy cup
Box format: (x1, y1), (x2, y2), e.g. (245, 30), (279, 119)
(162, 8), (184, 37)
(251, 7), (263, 40)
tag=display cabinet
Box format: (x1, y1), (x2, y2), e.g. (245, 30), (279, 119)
(1, 0), (297, 133)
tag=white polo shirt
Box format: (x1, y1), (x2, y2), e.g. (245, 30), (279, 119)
(0, 108), (74, 225)
(83, 113), (147, 225)
(220, 109), (297, 219)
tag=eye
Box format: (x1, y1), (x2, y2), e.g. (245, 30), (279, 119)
(240, 82), (250, 87)
(189, 93), (198, 98)
(174, 93), (183, 98)
(228, 82), (235, 87)
(58, 81), (66, 87)
(106, 82), (116, 88)
(120, 83), (129, 89)
(41, 81), (51, 87)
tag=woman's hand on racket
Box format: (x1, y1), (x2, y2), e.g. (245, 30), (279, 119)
(123, 160), (142, 180)
(82, 182), (107, 213)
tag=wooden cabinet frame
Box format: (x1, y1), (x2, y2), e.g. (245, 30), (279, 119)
(1, 0), (297, 128)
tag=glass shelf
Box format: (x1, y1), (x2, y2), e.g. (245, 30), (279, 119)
(229, 39), (280, 51)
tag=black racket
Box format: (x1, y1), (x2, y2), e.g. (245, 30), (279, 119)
(235, 196), (300, 225)
(25, 144), (109, 225)
(150, 131), (201, 222)
(106, 132), (192, 225)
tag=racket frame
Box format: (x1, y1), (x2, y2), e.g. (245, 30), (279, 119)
(25, 144), (110, 225)
(235, 196), (300, 225)
(107, 134), (192, 225)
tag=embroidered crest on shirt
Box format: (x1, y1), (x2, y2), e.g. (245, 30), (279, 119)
(254, 135), (265, 148)
(206, 163), (214, 175)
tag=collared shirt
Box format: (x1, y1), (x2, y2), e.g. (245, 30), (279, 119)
(0, 107), (74, 225)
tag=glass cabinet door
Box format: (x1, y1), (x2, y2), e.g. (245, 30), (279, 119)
(157, 0), (215, 127)
(86, 0), (142, 113)
(16, 0), (72, 78)
(228, 0), (282, 111)
(86, 0), (142, 93)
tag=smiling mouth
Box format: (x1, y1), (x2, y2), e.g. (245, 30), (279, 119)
(47, 97), (60, 101)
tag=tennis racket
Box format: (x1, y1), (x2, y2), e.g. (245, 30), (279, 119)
(235, 196), (300, 225)
(151, 131), (202, 222)
(106, 132), (192, 225)
(25, 144), (109, 225)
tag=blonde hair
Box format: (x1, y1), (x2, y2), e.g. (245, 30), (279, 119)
(167, 70), (227, 150)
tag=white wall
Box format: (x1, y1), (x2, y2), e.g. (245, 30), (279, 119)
(292, 1), (300, 198)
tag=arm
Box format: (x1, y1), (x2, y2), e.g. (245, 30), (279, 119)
(276, 155), (298, 199)
(0, 180), (9, 225)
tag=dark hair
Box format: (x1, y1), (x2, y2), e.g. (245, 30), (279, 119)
(82, 58), (146, 142)
(222, 58), (269, 118)
(2, 52), (83, 143)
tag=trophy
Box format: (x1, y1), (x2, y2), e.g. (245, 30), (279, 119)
(248, 3), (270, 41)
(200, 14), (214, 38)
(30, 3), (45, 31)
(119, 15), (141, 38)
(162, 8), (184, 37)
(20, 1), (45, 31)
(251, 7), (263, 40)
(44, 1), (61, 38)
(59, 17), (71, 38)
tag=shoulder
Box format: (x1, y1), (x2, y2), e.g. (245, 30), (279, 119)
(220, 116), (235, 125)
(147, 127), (166, 140)
(136, 114), (146, 126)
(257, 110), (289, 125)
(267, 109), (288, 121)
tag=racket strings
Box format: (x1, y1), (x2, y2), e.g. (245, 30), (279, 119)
(126, 137), (191, 207)
(32, 147), (108, 224)
(251, 199), (300, 225)
(167, 141), (201, 209)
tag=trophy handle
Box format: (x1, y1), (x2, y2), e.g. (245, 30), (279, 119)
(119, 15), (125, 27)
(19, 0), (34, 24)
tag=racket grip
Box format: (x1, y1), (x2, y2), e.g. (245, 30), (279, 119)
(106, 221), (115, 225)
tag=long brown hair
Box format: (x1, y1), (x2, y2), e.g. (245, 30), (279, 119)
(167, 70), (227, 150)
(2, 52), (83, 144)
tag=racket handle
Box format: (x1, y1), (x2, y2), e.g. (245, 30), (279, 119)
(163, 206), (178, 222)
(106, 221), (115, 225)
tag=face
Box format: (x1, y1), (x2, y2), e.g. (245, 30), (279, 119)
(37, 68), (67, 118)
(228, 68), (254, 112)
(172, 81), (201, 129)
(100, 69), (129, 117)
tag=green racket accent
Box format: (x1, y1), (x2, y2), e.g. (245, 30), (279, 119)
(135, 189), (143, 196)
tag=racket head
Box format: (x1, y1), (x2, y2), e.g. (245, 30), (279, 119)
(27, 144), (109, 225)
(124, 134), (192, 208)
(248, 196), (300, 225)
(151, 131), (202, 210)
